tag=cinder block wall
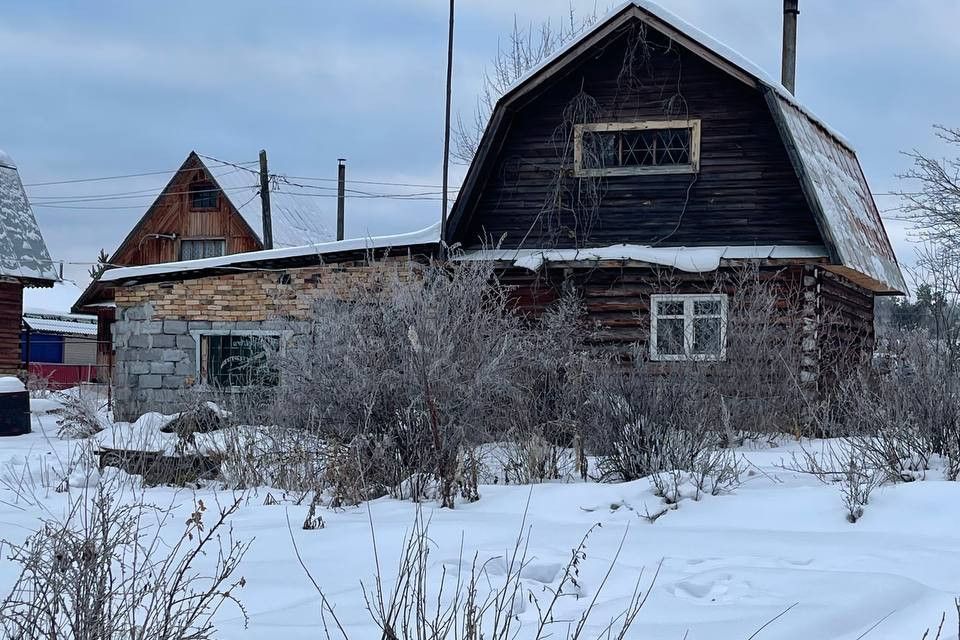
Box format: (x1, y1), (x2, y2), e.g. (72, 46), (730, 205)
(111, 259), (417, 420)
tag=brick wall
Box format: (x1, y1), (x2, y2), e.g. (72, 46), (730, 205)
(114, 259), (417, 322)
(111, 259), (420, 420)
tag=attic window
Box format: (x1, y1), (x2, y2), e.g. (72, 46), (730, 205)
(574, 120), (701, 177)
(189, 181), (218, 210)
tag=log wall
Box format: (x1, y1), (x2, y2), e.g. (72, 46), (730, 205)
(0, 281), (24, 375)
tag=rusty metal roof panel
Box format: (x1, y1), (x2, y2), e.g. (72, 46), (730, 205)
(771, 96), (906, 294)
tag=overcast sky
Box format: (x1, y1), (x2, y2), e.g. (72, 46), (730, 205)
(2, 0), (957, 299)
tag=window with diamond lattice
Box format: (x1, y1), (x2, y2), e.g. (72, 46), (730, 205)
(575, 120), (700, 177)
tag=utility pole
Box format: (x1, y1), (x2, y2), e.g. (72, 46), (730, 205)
(259, 149), (273, 250)
(336, 158), (346, 241)
(440, 0), (455, 251)
(781, 0), (799, 95)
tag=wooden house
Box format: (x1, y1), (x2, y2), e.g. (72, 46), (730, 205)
(72, 151), (266, 374)
(0, 149), (59, 375)
(445, 0), (906, 362)
(99, 0), (905, 419)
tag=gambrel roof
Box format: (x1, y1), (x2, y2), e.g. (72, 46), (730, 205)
(448, 1), (907, 294)
(0, 150), (58, 285)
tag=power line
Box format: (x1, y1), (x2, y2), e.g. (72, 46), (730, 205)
(31, 183), (257, 205)
(23, 160), (257, 188)
(282, 175), (461, 190)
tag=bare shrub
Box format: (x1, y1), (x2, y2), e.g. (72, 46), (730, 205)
(260, 258), (585, 507)
(55, 393), (108, 439)
(834, 331), (960, 483)
(782, 441), (886, 524)
(25, 372), (51, 398)
(294, 510), (655, 640)
(839, 450), (883, 524)
(0, 487), (249, 640)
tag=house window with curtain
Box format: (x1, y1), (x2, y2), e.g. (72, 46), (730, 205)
(179, 239), (225, 261)
(649, 294), (726, 361)
(574, 119), (701, 177)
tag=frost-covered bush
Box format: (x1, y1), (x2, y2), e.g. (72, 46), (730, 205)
(55, 393), (108, 440)
(834, 331), (960, 482)
(252, 259), (598, 506)
(0, 486), (248, 640)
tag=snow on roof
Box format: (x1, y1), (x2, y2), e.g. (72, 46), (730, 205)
(0, 151), (59, 283)
(100, 221), (441, 283)
(204, 160), (331, 247)
(457, 244), (829, 272)
(501, 1), (852, 149)
(23, 312), (98, 336)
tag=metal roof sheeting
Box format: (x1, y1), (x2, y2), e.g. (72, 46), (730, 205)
(23, 313), (97, 336)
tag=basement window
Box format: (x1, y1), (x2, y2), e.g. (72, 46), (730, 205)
(649, 294), (726, 361)
(574, 120), (701, 177)
(180, 238), (226, 261)
(189, 181), (218, 210)
(198, 333), (280, 389)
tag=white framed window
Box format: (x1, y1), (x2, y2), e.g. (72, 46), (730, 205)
(190, 330), (283, 389)
(649, 294), (727, 361)
(574, 119), (701, 177)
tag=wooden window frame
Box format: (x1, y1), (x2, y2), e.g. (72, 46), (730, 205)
(649, 293), (727, 362)
(188, 181), (219, 211)
(573, 119), (701, 178)
(178, 237), (226, 261)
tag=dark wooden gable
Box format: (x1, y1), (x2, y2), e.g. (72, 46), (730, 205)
(448, 18), (823, 252)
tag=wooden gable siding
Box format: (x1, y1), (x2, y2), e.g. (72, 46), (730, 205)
(0, 281), (24, 374)
(456, 26), (820, 250)
(111, 157), (260, 267)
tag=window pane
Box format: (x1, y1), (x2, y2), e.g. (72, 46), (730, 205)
(619, 128), (691, 168)
(656, 318), (686, 356)
(203, 240), (225, 258)
(694, 299), (721, 315)
(180, 241), (196, 261)
(181, 239), (225, 260)
(206, 334), (279, 387)
(692, 317), (722, 355)
(656, 300), (684, 316)
(583, 131), (618, 169)
(190, 182), (218, 209)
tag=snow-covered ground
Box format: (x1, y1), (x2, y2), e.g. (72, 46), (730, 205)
(2, 393), (959, 639)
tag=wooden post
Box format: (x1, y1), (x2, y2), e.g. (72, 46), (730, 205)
(440, 0), (455, 250)
(781, 0), (799, 95)
(23, 326), (31, 372)
(336, 158), (346, 241)
(259, 149), (273, 250)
